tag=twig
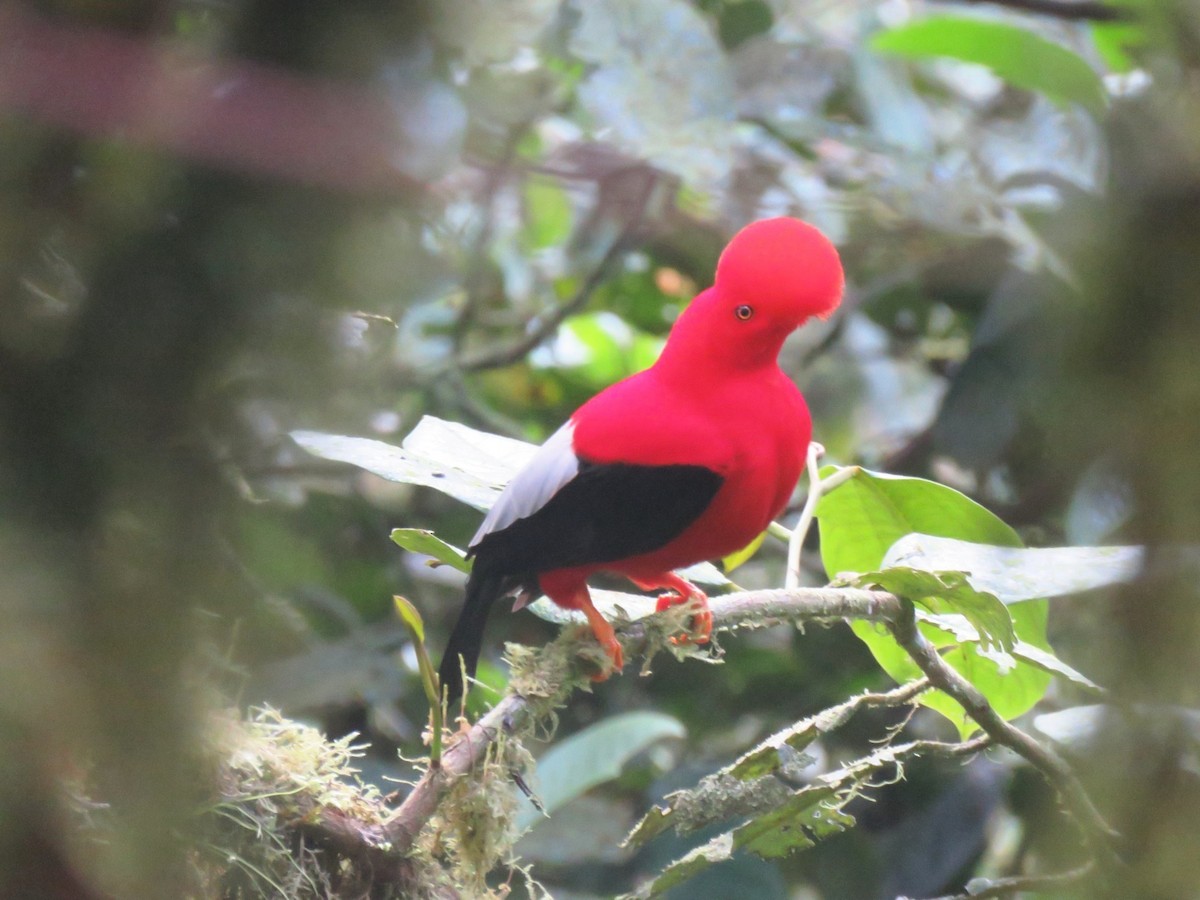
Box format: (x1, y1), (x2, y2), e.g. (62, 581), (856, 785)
(452, 125), (531, 352)
(454, 239), (624, 373)
(786, 455), (858, 588)
(383, 691), (533, 854)
(910, 860), (1096, 900)
(887, 601), (1119, 860)
(940, 0), (1130, 21)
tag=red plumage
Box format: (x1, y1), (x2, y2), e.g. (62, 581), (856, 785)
(438, 217), (844, 704)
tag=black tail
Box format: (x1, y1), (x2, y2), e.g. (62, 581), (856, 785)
(438, 572), (504, 709)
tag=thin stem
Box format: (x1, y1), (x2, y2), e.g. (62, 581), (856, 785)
(786, 442), (825, 587)
(786, 460), (860, 588)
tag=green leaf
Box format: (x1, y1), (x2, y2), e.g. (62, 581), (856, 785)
(1011, 640), (1103, 693)
(722, 530), (766, 573)
(1090, 20), (1146, 73)
(817, 469), (1021, 577)
(390, 528), (471, 574)
(516, 711), (686, 831)
(717, 0), (773, 49)
(393, 595), (443, 760)
(634, 834), (736, 898)
(392, 595), (426, 644)
(872, 16), (1107, 116)
(855, 568), (1015, 652)
(816, 467), (1050, 736)
(523, 176), (573, 249)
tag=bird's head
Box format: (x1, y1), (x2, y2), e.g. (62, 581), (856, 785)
(713, 217), (844, 335)
(654, 217), (844, 378)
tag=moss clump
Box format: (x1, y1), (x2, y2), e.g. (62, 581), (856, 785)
(191, 707), (453, 899)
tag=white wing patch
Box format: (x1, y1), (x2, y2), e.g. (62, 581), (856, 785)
(470, 420), (580, 548)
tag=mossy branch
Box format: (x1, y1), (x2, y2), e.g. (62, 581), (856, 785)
(203, 586), (1114, 895)
(383, 582), (1115, 875)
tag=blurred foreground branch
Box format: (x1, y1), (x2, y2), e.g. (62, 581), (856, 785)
(0, 4), (428, 193)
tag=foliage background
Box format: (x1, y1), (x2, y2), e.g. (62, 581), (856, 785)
(0, 0), (1198, 897)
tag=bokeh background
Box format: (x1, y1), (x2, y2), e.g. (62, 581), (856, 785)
(1, 0), (1198, 897)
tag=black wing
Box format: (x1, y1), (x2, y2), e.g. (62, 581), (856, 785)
(470, 458), (724, 579)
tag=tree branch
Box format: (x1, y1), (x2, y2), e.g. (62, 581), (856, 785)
(307, 584), (1113, 892)
(382, 690), (535, 854)
(0, 5), (429, 194)
(887, 601), (1119, 860)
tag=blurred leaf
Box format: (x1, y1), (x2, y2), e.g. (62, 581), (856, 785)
(390, 528), (472, 574)
(517, 795), (636, 864)
(882, 533), (1144, 603)
(1090, 20), (1147, 72)
(1033, 703), (1107, 749)
(523, 176), (574, 249)
(570, 0), (738, 184)
(854, 567), (1015, 652)
(433, 0), (561, 66)
(717, 0), (773, 49)
(541, 312), (650, 387)
(853, 47), (934, 153)
(392, 595), (426, 644)
(516, 711), (686, 831)
(817, 468), (1050, 735)
(872, 16), (1107, 115)
(393, 595), (443, 759)
(721, 530), (765, 573)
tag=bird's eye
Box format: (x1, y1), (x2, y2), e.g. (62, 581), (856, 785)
(735, 304), (754, 321)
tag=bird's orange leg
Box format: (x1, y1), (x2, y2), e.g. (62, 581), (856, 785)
(631, 573), (712, 645)
(576, 590), (624, 681)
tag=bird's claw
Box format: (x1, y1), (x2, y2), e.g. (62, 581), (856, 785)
(589, 634), (625, 682)
(655, 591), (712, 645)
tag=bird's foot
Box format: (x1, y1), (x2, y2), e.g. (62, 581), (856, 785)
(577, 593), (625, 682)
(655, 588), (712, 645)
(589, 632), (625, 682)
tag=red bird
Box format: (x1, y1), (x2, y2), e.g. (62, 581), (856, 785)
(439, 218), (844, 704)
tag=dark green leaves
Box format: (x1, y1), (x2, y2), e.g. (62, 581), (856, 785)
(872, 16), (1108, 116)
